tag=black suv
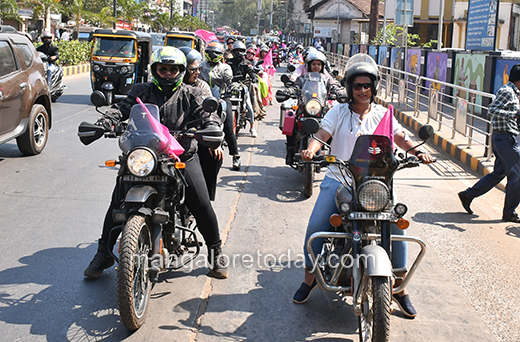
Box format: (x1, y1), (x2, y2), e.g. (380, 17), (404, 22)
(0, 25), (52, 155)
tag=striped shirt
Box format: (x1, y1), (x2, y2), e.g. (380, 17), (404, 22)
(489, 81), (520, 135)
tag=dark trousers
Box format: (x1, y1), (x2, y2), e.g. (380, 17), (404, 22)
(223, 98), (239, 156)
(466, 133), (520, 217)
(100, 154), (221, 249)
(197, 146), (222, 201)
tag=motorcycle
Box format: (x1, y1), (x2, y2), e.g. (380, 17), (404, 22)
(38, 52), (65, 102)
(229, 80), (248, 134)
(77, 94), (223, 330)
(276, 72), (346, 197)
(272, 47), (280, 68)
(301, 120), (434, 341)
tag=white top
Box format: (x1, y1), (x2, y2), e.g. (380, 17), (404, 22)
(320, 103), (407, 180)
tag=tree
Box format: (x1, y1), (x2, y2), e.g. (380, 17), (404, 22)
(0, 0), (22, 24)
(370, 23), (420, 47)
(24, 0), (61, 31)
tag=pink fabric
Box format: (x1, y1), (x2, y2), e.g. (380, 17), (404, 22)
(195, 29), (218, 43)
(373, 105), (394, 147)
(136, 97), (184, 160)
(263, 48), (277, 77)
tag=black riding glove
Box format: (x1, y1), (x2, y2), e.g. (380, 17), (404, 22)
(95, 108), (121, 131)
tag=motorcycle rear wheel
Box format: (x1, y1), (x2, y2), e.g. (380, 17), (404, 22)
(303, 163), (314, 197)
(117, 214), (152, 330)
(358, 275), (391, 342)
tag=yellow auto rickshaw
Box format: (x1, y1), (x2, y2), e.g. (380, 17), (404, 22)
(89, 29), (152, 106)
(165, 31), (205, 55)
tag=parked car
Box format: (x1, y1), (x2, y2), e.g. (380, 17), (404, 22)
(0, 25), (52, 155)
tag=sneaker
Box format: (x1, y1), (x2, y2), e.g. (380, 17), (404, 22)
(250, 127), (258, 137)
(84, 240), (114, 278)
(293, 279), (318, 304)
(392, 293), (417, 318)
(208, 246), (228, 279)
(458, 191), (473, 214)
(232, 156), (241, 170)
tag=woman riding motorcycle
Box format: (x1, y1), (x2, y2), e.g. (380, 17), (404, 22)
(293, 54), (434, 317)
(179, 46), (224, 201)
(200, 41), (241, 170)
(83, 46), (228, 280)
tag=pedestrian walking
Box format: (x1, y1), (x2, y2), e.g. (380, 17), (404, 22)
(458, 64), (520, 222)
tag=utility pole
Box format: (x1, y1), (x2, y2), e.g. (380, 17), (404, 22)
(437, 0), (444, 51)
(113, 0), (117, 29)
(269, 0), (273, 33)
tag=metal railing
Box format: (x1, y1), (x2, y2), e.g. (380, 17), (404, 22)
(324, 52), (496, 158)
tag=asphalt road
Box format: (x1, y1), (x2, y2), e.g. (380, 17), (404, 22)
(0, 69), (517, 342)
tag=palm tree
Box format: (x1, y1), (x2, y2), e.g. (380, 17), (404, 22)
(0, 0), (22, 24)
(25, 0), (61, 32)
(87, 6), (116, 29)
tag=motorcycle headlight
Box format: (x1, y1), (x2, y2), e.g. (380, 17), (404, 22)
(305, 99), (322, 116)
(127, 149), (156, 177)
(120, 66), (129, 73)
(357, 180), (390, 212)
(92, 64), (101, 72)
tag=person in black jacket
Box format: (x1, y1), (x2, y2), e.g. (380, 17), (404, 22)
(84, 46), (228, 279)
(228, 41), (259, 137)
(36, 31), (59, 84)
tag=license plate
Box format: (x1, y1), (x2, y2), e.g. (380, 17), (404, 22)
(123, 175), (168, 182)
(349, 212), (396, 221)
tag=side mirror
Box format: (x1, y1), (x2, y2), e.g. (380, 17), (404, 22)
(256, 60), (264, 65)
(330, 63), (336, 68)
(203, 96), (219, 112)
(418, 125), (434, 141)
(287, 64), (296, 72)
(301, 118), (320, 135)
(90, 90), (106, 107)
(275, 89), (289, 103)
(78, 122), (105, 145)
(332, 70), (339, 77)
(280, 74), (290, 85)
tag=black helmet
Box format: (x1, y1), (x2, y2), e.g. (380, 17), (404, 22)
(342, 53), (380, 102)
(305, 50), (326, 73)
(150, 46), (186, 92)
(231, 41), (247, 58)
(205, 41), (224, 64)
(179, 47), (202, 82)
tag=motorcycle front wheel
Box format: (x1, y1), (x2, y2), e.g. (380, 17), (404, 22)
(358, 275), (391, 342)
(117, 214), (152, 330)
(303, 163), (314, 197)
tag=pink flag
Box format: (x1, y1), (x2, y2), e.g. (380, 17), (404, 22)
(263, 48), (277, 77)
(136, 97), (184, 160)
(195, 29), (217, 43)
(373, 105), (394, 147)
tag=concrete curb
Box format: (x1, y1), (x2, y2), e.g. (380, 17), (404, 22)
(63, 63), (90, 77)
(374, 96), (501, 188)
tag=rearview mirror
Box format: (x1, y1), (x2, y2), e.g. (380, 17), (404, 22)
(281, 74), (290, 85)
(287, 64), (295, 72)
(301, 118), (320, 135)
(203, 96), (219, 112)
(90, 90), (106, 107)
(418, 125), (434, 141)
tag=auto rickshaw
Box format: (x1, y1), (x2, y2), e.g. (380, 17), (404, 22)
(165, 31), (205, 55)
(89, 29), (152, 106)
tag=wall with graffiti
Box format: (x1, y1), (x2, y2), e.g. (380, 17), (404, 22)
(425, 52), (448, 93)
(493, 59), (520, 94)
(453, 53), (486, 114)
(378, 46), (388, 67)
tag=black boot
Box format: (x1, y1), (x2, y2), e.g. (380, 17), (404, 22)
(208, 244), (228, 279)
(84, 240), (114, 278)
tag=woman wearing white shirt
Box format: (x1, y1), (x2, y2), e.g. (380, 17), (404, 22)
(293, 54), (434, 318)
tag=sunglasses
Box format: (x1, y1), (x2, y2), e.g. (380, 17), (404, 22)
(352, 82), (373, 91)
(157, 66), (179, 74)
(188, 66), (202, 72)
(227, 42), (234, 45)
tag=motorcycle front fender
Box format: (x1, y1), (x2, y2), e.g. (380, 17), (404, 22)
(124, 185), (158, 203)
(358, 245), (392, 277)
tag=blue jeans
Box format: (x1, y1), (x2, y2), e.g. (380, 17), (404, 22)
(303, 177), (407, 269)
(466, 133), (520, 218)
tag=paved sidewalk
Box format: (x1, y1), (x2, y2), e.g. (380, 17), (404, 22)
(375, 94), (506, 191)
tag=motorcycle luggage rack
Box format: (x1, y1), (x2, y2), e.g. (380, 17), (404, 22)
(307, 231), (426, 295)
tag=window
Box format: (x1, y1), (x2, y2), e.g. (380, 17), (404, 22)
(15, 43), (34, 69)
(0, 41), (18, 77)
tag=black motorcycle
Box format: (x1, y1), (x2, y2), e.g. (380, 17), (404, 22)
(276, 72), (346, 197)
(301, 121), (434, 341)
(38, 52), (65, 102)
(78, 96), (223, 330)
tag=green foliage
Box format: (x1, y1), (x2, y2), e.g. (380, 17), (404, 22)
(421, 40), (442, 48)
(370, 23), (420, 47)
(35, 40), (91, 66)
(0, 0), (22, 23)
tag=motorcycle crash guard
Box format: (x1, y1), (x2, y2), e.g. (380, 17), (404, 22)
(358, 245), (392, 277)
(124, 185), (158, 203)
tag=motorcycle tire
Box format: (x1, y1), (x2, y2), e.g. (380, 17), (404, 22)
(303, 163), (314, 198)
(16, 104), (49, 155)
(117, 214), (153, 331)
(358, 275), (391, 342)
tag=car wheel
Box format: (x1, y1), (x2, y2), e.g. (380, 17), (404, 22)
(16, 104), (49, 155)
